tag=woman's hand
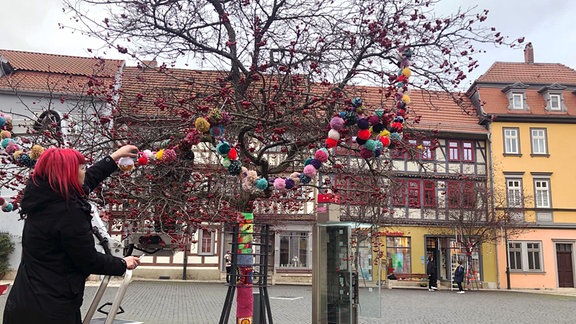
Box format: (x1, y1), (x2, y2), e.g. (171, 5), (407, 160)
(123, 256), (140, 270)
(110, 145), (139, 161)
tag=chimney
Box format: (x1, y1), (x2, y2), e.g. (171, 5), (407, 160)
(524, 42), (534, 64)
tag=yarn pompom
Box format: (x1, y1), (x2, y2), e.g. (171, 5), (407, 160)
(142, 149), (154, 159)
(5, 142), (18, 155)
(303, 164), (317, 177)
(309, 159), (322, 170)
(372, 123), (386, 134)
(0, 130), (11, 139)
(314, 149), (329, 163)
(304, 158), (313, 166)
(325, 138), (338, 148)
(401, 94), (411, 104)
(29, 145), (45, 160)
(162, 149), (177, 163)
(360, 148), (373, 159)
(390, 132), (403, 141)
(2, 203), (13, 212)
(343, 111), (358, 126)
(368, 115), (380, 125)
(194, 117), (211, 133)
(355, 105), (367, 115)
(357, 129), (371, 141)
(246, 170), (258, 182)
(118, 157), (135, 172)
(351, 97), (363, 107)
(380, 136), (391, 147)
(284, 178), (295, 189)
(298, 173), (312, 184)
(255, 178), (269, 190)
(216, 142), (231, 156)
(209, 125), (225, 137)
(228, 160), (243, 175)
(402, 67), (411, 78)
(328, 129), (340, 140)
(329, 117), (345, 131)
(364, 139), (377, 151)
(137, 156), (149, 165)
(228, 148), (238, 160)
(155, 149), (165, 160)
(356, 138), (367, 145)
(357, 118), (370, 130)
(221, 158), (231, 168)
(19, 154), (35, 168)
(1, 138), (14, 149)
(273, 178), (286, 190)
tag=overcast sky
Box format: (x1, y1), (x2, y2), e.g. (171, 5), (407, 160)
(2, 0), (575, 87)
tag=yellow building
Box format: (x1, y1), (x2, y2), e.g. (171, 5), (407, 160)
(467, 43), (576, 288)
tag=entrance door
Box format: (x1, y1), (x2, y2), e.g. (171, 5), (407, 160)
(556, 243), (574, 288)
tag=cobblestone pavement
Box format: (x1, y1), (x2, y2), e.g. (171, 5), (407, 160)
(2, 280), (576, 323)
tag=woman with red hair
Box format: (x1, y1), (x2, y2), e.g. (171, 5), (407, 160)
(3, 145), (141, 324)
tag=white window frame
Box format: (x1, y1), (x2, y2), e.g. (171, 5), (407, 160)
(534, 179), (551, 209)
(530, 128), (547, 155)
(198, 229), (215, 255)
(506, 178), (523, 208)
(503, 128), (520, 154)
(278, 231), (310, 269)
(511, 93), (524, 110)
(508, 241), (543, 272)
(549, 94), (561, 111)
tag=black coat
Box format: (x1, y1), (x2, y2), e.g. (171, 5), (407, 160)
(426, 258), (436, 276)
(454, 264), (465, 283)
(3, 156), (127, 324)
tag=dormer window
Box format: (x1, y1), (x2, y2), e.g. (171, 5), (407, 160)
(502, 82), (529, 111)
(538, 83), (566, 112)
(512, 93), (524, 109)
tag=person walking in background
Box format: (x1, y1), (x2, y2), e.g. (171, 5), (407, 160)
(3, 145), (141, 324)
(225, 250), (232, 283)
(454, 259), (466, 294)
(426, 254), (438, 291)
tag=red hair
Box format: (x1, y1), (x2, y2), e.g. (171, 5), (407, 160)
(32, 148), (86, 200)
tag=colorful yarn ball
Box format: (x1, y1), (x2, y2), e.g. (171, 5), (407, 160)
(401, 94), (411, 104)
(137, 156), (148, 165)
(13, 150), (23, 161)
(298, 173), (311, 184)
(209, 125), (225, 137)
(155, 149), (164, 160)
(0, 130), (10, 139)
(328, 129), (340, 140)
(380, 129), (391, 137)
(325, 138), (338, 148)
(255, 178), (269, 190)
(351, 97), (363, 108)
(390, 132), (403, 141)
(356, 105), (367, 115)
(396, 82), (405, 88)
(372, 123), (386, 134)
(228, 148), (238, 160)
(368, 115), (380, 125)
(0, 117), (5, 128)
(118, 157), (135, 172)
(2, 203), (13, 212)
(304, 157), (313, 166)
(247, 170), (258, 182)
(5, 142), (18, 155)
(395, 116), (404, 123)
(194, 117), (211, 133)
(360, 148), (373, 159)
(374, 140), (384, 150)
(329, 117), (345, 131)
(162, 149), (177, 163)
(221, 158), (231, 168)
(228, 160), (243, 175)
(142, 149), (154, 159)
(356, 138), (367, 145)
(273, 178), (286, 190)
(19, 154), (35, 168)
(29, 145), (44, 160)
(374, 148), (382, 158)
(357, 118), (370, 130)
(357, 129), (371, 141)
(364, 139), (377, 151)
(285, 178), (295, 189)
(402, 68), (412, 78)
(216, 142), (231, 156)
(303, 164), (317, 177)
(343, 111), (358, 126)
(375, 109), (384, 118)
(314, 149), (329, 163)
(310, 159), (322, 170)
(1, 138), (14, 149)
(390, 122), (403, 133)
(380, 136), (391, 147)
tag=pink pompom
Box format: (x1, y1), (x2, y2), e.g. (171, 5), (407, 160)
(328, 129), (340, 140)
(303, 164), (317, 177)
(329, 117), (345, 131)
(314, 149), (329, 163)
(273, 178), (286, 190)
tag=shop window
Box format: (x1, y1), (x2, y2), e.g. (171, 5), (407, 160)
(386, 236), (411, 274)
(279, 232), (308, 268)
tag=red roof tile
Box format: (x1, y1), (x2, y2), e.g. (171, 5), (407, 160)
(0, 49), (124, 77)
(477, 62), (576, 85)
